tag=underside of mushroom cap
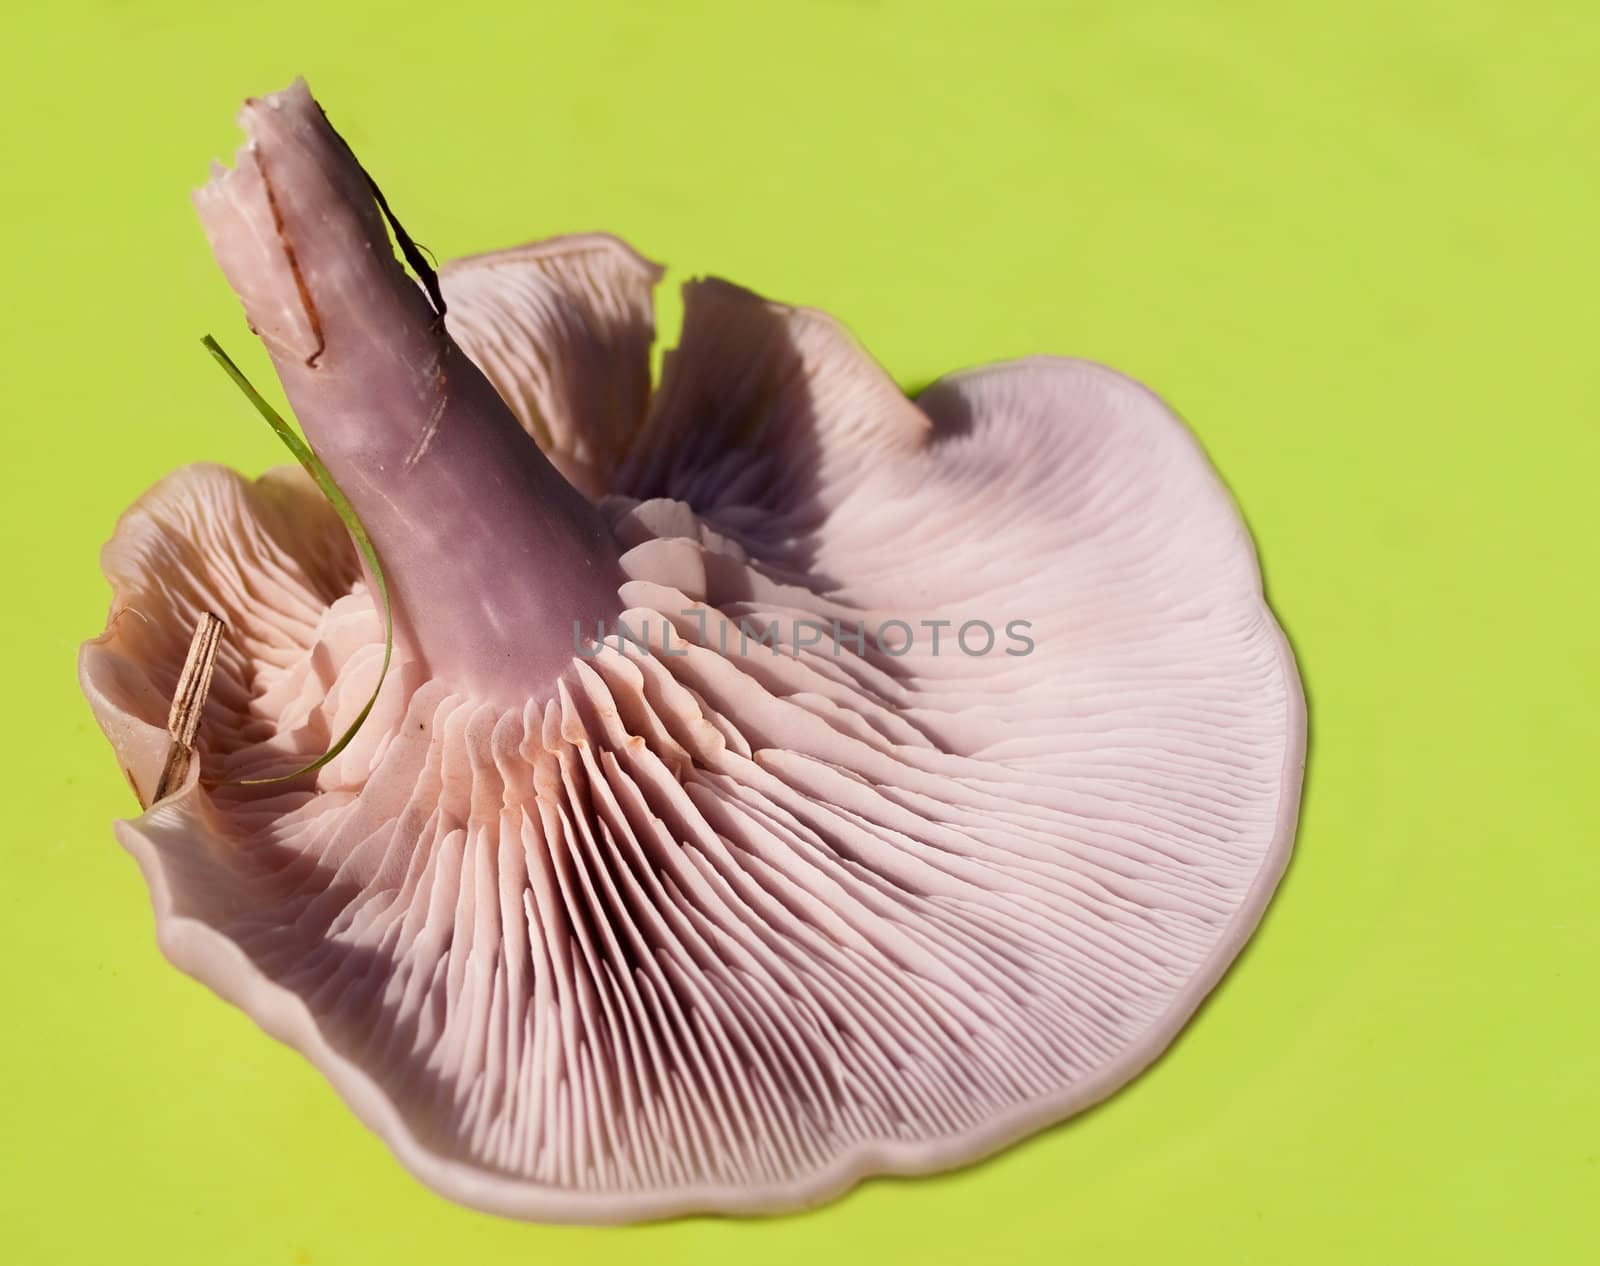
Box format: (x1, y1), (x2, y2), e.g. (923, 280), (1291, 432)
(80, 80), (1305, 1223)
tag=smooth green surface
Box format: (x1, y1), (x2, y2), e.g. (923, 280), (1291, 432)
(3, 2), (1595, 1262)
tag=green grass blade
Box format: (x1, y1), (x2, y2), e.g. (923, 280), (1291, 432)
(201, 335), (394, 785)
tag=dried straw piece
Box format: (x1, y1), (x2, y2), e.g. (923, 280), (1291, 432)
(152, 612), (225, 803)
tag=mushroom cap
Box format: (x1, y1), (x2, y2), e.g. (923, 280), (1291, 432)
(82, 209), (1304, 1221)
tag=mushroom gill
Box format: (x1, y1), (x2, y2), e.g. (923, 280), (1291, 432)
(79, 79), (1306, 1223)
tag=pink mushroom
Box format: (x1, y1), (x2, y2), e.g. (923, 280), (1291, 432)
(80, 79), (1306, 1222)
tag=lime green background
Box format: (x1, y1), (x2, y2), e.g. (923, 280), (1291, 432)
(3, 1), (1596, 1262)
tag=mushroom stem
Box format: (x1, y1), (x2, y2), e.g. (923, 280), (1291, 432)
(193, 79), (623, 707)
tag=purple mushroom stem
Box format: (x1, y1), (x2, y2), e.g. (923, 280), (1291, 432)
(193, 80), (623, 707)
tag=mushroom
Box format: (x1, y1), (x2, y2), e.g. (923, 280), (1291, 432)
(80, 79), (1306, 1223)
